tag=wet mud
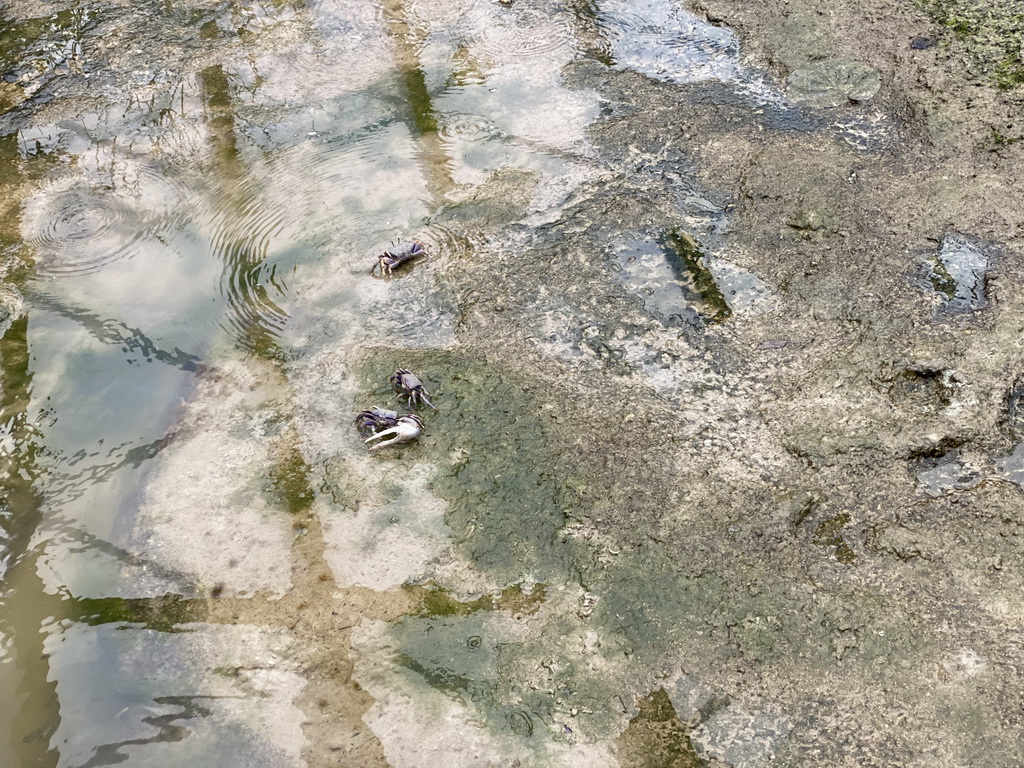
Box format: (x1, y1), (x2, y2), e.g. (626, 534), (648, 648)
(1, 0), (1023, 766)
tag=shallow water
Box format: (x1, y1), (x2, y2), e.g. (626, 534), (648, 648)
(0, 0), (917, 765)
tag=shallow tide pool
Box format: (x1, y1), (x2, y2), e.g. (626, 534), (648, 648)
(6, 1), (1012, 767)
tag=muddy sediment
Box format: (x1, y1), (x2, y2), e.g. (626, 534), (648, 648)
(396, 0), (1024, 763)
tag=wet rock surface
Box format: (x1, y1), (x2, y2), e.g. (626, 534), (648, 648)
(786, 58), (881, 107)
(1, 0), (1023, 767)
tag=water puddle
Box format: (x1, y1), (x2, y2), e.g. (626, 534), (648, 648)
(609, 229), (768, 326)
(916, 456), (983, 497)
(993, 444), (1024, 487)
(22, 156), (191, 278)
(46, 622), (305, 767)
(926, 232), (990, 316)
(597, 0), (781, 103)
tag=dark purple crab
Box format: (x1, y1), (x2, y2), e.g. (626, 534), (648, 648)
(371, 239), (426, 277)
(391, 369), (435, 410)
(354, 407), (401, 438)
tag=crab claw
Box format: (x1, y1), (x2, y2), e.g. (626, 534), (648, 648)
(364, 415), (423, 451)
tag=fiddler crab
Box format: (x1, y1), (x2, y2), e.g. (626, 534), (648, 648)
(355, 368), (435, 451)
(370, 239), (426, 277)
(357, 408), (425, 451)
(391, 368), (435, 410)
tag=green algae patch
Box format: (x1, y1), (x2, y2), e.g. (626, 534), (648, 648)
(928, 258), (958, 300)
(261, 420), (316, 518)
(812, 513), (856, 564)
(398, 652), (482, 698)
(617, 688), (704, 768)
(387, 609), (631, 746)
(661, 229), (732, 324)
(583, 544), (888, 675)
(405, 581), (547, 618)
(995, 57), (1024, 91)
(0, 132), (59, 274)
(915, 1), (1024, 90)
(72, 594), (198, 633)
(586, 554), (735, 664)
(357, 350), (579, 585)
(267, 443), (315, 516)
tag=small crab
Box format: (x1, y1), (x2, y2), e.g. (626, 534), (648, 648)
(354, 407), (400, 438)
(371, 239), (426, 277)
(391, 368), (435, 410)
(364, 413), (424, 451)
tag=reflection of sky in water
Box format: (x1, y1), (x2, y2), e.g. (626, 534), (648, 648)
(46, 623), (304, 767)
(611, 239), (701, 326)
(916, 458), (982, 497)
(413, 0), (602, 188)
(994, 445), (1024, 486)
(598, 0), (784, 103)
(601, 0), (741, 81)
(934, 233), (988, 314)
(15, 111), (236, 596)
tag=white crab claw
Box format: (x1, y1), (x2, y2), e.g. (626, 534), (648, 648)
(364, 416), (422, 451)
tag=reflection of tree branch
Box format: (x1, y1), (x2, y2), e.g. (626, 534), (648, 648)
(380, 0), (457, 206)
(66, 593), (199, 633)
(43, 433), (176, 507)
(26, 290), (212, 374)
(220, 245), (290, 359)
(0, 315), (45, 571)
(200, 64), (293, 359)
(79, 695), (217, 768)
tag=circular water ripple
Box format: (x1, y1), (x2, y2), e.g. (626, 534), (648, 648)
(472, 3), (577, 64)
(402, 0), (493, 41)
(419, 222), (474, 263)
(599, 0), (742, 85)
(309, 123), (426, 237)
(437, 113), (501, 141)
(24, 166), (189, 278)
(219, 258), (290, 355)
(204, 114), (436, 351)
(364, 222), (473, 279)
(405, 0), (576, 66)
(207, 186), (291, 354)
